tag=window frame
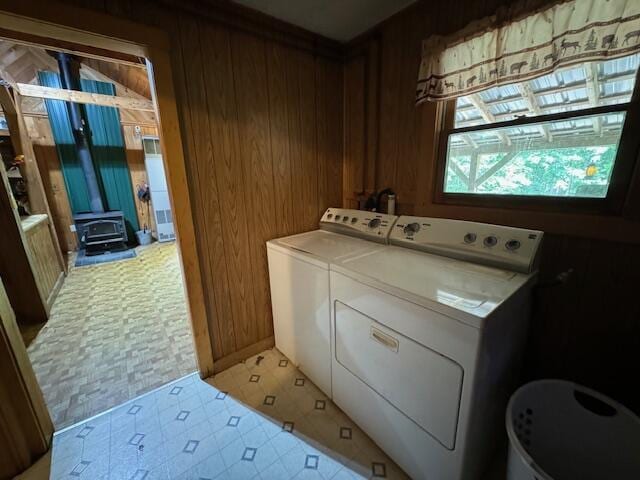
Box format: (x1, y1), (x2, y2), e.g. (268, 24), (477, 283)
(434, 67), (640, 215)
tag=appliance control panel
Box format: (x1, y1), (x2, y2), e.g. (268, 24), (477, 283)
(320, 208), (398, 243)
(391, 216), (543, 273)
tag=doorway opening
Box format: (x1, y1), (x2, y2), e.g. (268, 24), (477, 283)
(0, 37), (197, 429)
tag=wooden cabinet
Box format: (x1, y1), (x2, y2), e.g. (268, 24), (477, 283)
(22, 215), (64, 309)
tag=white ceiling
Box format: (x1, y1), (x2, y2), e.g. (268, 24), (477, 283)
(232, 0), (417, 42)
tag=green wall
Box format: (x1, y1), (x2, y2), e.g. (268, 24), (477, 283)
(38, 71), (140, 238)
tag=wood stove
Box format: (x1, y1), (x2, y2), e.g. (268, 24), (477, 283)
(74, 211), (127, 255)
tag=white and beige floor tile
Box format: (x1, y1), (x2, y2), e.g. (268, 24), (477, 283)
(49, 348), (409, 479)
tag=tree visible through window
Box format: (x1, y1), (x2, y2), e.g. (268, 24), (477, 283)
(443, 53), (639, 199)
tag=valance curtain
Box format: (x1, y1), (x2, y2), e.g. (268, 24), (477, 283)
(416, 0), (640, 104)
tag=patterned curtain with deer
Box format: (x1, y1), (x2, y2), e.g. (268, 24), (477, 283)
(416, 0), (640, 104)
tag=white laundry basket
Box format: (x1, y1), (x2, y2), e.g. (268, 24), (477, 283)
(506, 379), (640, 480)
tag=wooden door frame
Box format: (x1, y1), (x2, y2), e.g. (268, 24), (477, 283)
(0, 276), (53, 478)
(0, 0), (215, 378)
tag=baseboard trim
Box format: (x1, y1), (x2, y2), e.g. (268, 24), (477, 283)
(46, 271), (64, 309)
(212, 336), (275, 374)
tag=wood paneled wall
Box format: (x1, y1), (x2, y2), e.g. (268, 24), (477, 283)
(530, 235), (640, 413)
(27, 116), (78, 253)
(174, 15), (343, 363)
(345, 0), (640, 413)
(122, 124), (159, 237)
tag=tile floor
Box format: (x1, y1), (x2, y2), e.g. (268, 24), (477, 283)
(28, 242), (197, 429)
(49, 348), (409, 480)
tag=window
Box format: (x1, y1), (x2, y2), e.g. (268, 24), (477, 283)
(142, 137), (161, 155)
(439, 53), (640, 210)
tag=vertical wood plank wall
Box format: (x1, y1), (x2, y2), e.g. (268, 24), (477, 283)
(344, 0), (640, 413)
(173, 15), (343, 363)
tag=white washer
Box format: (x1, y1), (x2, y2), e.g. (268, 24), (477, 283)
(267, 208), (397, 397)
(330, 216), (543, 480)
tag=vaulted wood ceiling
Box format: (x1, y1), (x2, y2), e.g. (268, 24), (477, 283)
(0, 40), (155, 126)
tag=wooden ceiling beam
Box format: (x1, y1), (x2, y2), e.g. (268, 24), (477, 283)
(0, 45), (27, 69)
(79, 63), (156, 124)
(0, 68), (15, 86)
(519, 82), (553, 142)
(450, 132), (621, 156)
(0, 41), (156, 123)
(585, 62), (602, 135)
(462, 133), (478, 148)
(27, 47), (58, 71)
(466, 93), (512, 146)
(15, 82), (155, 111)
(80, 63), (150, 101)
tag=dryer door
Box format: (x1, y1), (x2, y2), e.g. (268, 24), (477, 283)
(334, 301), (463, 449)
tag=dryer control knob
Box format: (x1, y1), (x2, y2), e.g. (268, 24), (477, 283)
(403, 222), (420, 235)
(351, 217), (358, 224)
(368, 218), (381, 229)
(484, 235), (498, 247)
(464, 233), (477, 244)
(506, 239), (521, 251)
(335, 215), (341, 221)
(342, 216), (349, 222)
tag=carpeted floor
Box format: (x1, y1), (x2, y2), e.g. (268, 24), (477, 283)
(27, 241), (197, 430)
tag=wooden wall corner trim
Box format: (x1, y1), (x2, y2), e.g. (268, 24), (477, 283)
(46, 271), (64, 308)
(365, 39), (380, 195)
(12, 449), (52, 480)
(0, 277), (53, 479)
(145, 50), (215, 377)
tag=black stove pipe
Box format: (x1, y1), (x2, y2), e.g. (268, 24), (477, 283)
(53, 52), (104, 213)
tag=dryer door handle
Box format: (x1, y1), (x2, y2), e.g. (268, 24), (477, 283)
(370, 327), (399, 353)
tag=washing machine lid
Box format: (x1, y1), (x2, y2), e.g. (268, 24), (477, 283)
(268, 230), (384, 264)
(333, 245), (533, 323)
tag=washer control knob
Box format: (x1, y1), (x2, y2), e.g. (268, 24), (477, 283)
(463, 233), (477, 244)
(483, 235), (498, 247)
(327, 213), (333, 219)
(342, 216), (349, 222)
(368, 218), (381, 229)
(334, 215), (341, 221)
(351, 217), (358, 224)
(506, 239), (521, 251)
(403, 222), (420, 235)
